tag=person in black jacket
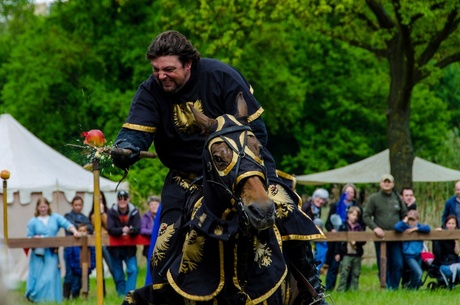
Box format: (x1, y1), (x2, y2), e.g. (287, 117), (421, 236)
(433, 214), (460, 287)
(107, 191), (141, 296)
(63, 196), (93, 299)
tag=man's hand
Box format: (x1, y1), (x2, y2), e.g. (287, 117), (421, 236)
(112, 141), (141, 170)
(373, 227), (385, 238)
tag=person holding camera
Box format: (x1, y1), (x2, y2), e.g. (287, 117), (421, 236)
(107, 190), (141, 296)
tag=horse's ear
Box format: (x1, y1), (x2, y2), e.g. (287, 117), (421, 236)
(190, 105), (216, 134)
(235, 92), (248, 119)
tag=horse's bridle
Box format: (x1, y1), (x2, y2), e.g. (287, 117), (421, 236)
(204, 123), (269, 228)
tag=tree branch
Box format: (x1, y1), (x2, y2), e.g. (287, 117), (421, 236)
(365, 0), (395, 29)
(319, 29), (387, 57)
(414, 52), (460, 82)
(356, 12), (379, 31)
(417, 9), (459, 68)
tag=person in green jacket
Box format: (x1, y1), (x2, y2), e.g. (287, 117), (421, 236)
(363, 174), (408, 290)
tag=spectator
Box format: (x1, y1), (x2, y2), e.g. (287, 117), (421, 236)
(63, 196), (93, 299)
(107, 190), (141, 296)
(441, 180), (460, 226)
(25, 197), (81, 303)
(140, 195), (160, 260)
(399, 187), (417, 287)
(336, 206), (365, 292)
(394, 210), (431, 290)
(433, 214), (460, 288)
(301, 188), (329, 220)
(400, 187), (417, 211)
(324, 183), (364, 291)
(64, 224), (96, 298)
(312, 218), (328, 273)
(89, 191), (115, 296)
(363, 174), (407, 290)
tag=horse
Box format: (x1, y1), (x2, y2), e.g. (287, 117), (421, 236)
(120, 92), (288, 305)
(161, 92), (290, 304)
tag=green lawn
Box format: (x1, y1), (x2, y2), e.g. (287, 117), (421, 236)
(8, 264), (459, 305)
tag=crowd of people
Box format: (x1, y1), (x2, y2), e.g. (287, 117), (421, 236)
(306, 175), (460, 292)
(24, 191), (160, 303)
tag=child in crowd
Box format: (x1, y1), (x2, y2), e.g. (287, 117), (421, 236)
(394, 209), (431, 290)
(336, 206), (365, 292)
(64, 224), (96, 298)
(312, 218), (328, 273)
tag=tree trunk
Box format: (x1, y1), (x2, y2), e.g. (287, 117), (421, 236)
(386, 34), (415, 191)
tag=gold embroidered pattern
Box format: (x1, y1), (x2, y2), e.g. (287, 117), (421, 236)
(214, 225), (223, 236)
(253, 237), (272, 268)
(122, 123), (156, 133)
(268, 184), (294, 219)
(196, 212), (207, 227)
(153, 223), (175, 266)
(173, 100), (204, 134)
(179, 229), (205, 273)
(173, 175), (199, 191)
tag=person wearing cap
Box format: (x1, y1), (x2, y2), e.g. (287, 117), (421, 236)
(301, 188), (329, 220)
(107, 191), (141, 296)
(441, 180), (460, 226)
(394, 210), (431, 290)
(363, 173), (408, 290)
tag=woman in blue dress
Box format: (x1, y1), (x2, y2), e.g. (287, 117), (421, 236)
(25, 197), (81, 303)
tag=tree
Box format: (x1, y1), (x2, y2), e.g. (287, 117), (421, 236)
(280, 0), (460, 188)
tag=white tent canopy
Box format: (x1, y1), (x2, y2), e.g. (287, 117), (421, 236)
(0, 113), (126, 204)
(296, 149), (460, 185)
(0, 113), (128, 281)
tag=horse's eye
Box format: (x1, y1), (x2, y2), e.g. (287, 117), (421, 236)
(213, 155), (224, 164)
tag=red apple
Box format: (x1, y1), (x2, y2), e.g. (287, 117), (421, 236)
(1, 169), (10, 180)
(82, 129), (106, 147)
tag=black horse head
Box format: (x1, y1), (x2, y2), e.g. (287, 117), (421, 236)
(191, 93), (275, 231)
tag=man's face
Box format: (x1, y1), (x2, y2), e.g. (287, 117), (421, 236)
(72, 199), (83, 214)
(455, 181), (460, 198)
(151, 55), (192, 93)
(379, 179), (394, 193)
(117, 194), (129, 210)
(401, 189), (414, 205)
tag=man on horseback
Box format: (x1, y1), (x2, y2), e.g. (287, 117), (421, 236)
(113, 30), (329, 305)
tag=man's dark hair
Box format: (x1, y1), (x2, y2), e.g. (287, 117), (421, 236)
(400, 187), (413, 195)
(146, 30), (201, 66)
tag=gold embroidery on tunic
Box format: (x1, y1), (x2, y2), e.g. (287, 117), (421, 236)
(173, 100), (204, 134)
(179, 229), (205, 273)
(153, 223), (175, 266)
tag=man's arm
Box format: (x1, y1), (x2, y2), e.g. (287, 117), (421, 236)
(113, 128), (154, 170)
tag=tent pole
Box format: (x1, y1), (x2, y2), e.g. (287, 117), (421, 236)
(92, 159), (104, 305)
(1, 170), (10, 275)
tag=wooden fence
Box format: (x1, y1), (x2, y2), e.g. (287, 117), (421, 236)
(6, 230), (460, 291)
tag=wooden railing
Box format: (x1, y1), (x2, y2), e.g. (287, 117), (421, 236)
(7, 235), (150, 298)
(6, 230), (460, 291)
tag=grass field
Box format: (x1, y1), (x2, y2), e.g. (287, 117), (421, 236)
(7, 264), (459, 305)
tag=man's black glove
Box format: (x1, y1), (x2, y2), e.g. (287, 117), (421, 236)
(112, 141), (141, 170)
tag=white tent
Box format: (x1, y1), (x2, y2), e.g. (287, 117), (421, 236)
(296, 149), (460, 185)
(0, 113), (128, 282)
